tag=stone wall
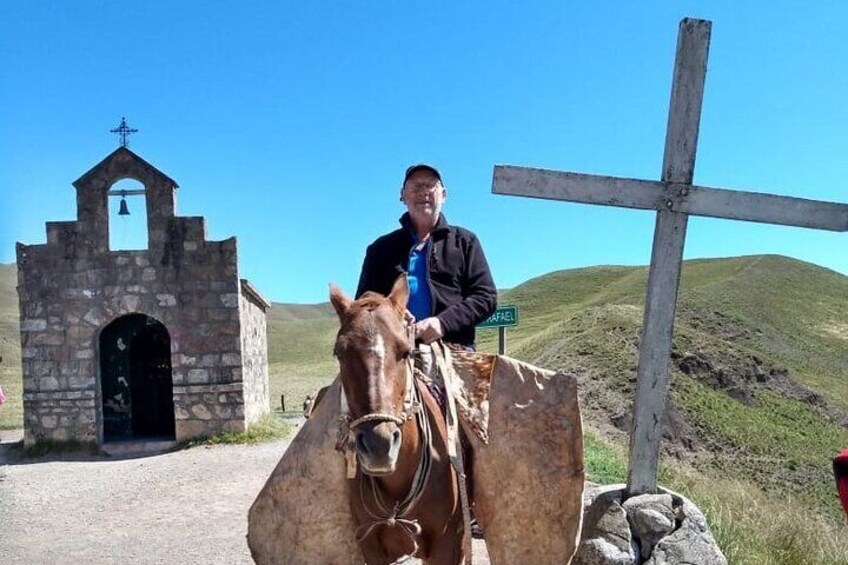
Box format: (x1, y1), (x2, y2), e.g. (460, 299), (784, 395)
(16, 148), (270, 446)
(239, 280), (270, 424)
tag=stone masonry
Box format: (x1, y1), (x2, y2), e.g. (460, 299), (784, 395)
(16, 147), (271, 446)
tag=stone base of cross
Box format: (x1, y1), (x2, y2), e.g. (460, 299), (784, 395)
(492, 18), (848, 496)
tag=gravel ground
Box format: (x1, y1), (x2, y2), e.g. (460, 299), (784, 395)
(0, 427), (489, 564)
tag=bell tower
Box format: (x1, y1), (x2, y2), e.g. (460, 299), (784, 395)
(16, 134), (270, 447)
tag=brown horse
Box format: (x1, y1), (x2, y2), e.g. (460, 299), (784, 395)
(329, 276), (466, 564)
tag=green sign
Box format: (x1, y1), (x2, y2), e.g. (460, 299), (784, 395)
(477, 305), (519, 328)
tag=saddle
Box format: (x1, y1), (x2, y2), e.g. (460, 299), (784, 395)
(249, 350), (585, 564)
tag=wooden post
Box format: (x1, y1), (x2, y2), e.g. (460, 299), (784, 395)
(280, 394), (286, 413)
(627, 18), (710, 495)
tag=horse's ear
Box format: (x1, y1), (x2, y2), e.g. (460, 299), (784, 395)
(329, 283), (352, 321)
(388, 275), (409, 316)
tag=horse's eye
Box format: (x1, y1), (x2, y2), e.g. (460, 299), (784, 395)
(398, 349), (411, 361)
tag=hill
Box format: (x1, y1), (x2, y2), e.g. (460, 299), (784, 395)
(483, 255), (848, 524)
(262, 255), (848, 520)
(266, 299), (338, 411)
(0, 264), (21, 429)
(2, 256), (847, 558)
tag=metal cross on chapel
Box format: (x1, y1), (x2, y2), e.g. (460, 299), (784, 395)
(492, 18), (848, 496)
(110, 116), (138, 148)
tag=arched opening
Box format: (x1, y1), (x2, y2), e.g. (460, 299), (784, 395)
(100, 314), (175, 441)
(108, 178), (149, 251)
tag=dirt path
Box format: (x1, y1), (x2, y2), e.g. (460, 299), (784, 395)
(0, 427), (489, 564)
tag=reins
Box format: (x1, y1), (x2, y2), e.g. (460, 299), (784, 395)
(336, 322), (474, 563)
(336, 325), (421, 479)
(342, 329), (421, 431)
(431, 341), (474, 565)
(354, 378), (433, 561)
(336, 323), (431, 561)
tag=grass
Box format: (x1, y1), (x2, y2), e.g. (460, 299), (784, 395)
(668, 470), (848, 564)
(178, 412), (294, 448)
(584, 431), (848, 563)
(269, 360), (337, 415)
(0, 264), (22, 430)
(674, 377), (847, 521)
(584, 430), (628, 484)
(0, 361), (23, 431)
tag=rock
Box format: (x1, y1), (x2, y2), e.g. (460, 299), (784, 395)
(645, 492), (726, 565)
(577, 538), (635, 565)
(574, 485), (636, 565)
(575, 484), (726, 565)
(622, 493), (675, 559)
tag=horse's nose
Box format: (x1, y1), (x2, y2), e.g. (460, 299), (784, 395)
(355, 430), (370, 455)
(354, 422), (402, 466)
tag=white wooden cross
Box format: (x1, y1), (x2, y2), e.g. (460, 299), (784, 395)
(492, 18), (848, 495)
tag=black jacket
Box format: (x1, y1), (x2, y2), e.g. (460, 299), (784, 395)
(356, 213), (497, 347)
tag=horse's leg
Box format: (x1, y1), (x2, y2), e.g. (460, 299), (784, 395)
(424, 514), (465, 565)
(426, 539), (465, 565)
(359, 541), (395, 565)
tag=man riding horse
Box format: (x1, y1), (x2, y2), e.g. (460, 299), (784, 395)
(248, 164), (584, 564)
(350, 163), (497, 559)
(356, 163), (497, 350)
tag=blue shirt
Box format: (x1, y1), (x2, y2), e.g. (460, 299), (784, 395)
(406, 239), (432, 321)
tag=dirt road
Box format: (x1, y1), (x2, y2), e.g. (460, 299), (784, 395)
(0, 427), (489, 564)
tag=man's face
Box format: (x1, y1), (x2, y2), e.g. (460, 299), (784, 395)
(401, 169), (446, 227)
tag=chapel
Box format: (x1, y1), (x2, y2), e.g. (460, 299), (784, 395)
(16, 146), (270, 446)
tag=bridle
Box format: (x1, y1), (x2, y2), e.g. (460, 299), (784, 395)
(337, 323), (421, 451)
(338, 323), (420, 432)
(336, 322), (434, 561)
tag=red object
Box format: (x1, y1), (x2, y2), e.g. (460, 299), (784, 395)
(834, 447), (848, 520)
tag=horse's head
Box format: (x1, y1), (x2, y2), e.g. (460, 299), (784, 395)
(330, 276), (412, 476)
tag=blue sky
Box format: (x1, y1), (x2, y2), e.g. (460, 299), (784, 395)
(2, 1), (846, 304)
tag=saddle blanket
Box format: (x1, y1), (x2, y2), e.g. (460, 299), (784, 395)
(248, 353), (585, 564)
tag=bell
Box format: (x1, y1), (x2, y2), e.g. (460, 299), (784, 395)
(118, 197), (130, 216)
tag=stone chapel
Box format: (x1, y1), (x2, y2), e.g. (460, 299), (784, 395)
(16, 147), (270, 446)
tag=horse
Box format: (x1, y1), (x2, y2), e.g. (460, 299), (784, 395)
(329, 276), (467, 564)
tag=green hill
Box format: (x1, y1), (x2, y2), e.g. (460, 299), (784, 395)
(266, 300), (338, 411)
(2, 256), (847, 560)
(479, 255), (848, 523)
(263, 255), (848, 514)
(0, 263), (22, 429)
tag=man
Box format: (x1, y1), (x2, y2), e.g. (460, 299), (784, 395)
(356, 164), (497, 349)
(834, 447), (848, 521)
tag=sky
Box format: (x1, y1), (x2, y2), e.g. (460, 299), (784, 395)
(2, 1), (846, 304)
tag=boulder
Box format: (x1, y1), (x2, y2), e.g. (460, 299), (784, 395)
(574, 484), (726, 565)
(573, 487), (636, 564)
(621, 493), (675, 559)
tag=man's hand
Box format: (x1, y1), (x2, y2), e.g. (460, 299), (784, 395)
(415, 317), (444, 344)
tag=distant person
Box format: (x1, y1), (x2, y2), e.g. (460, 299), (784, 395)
(302, 395), (314, 418)
(834, 447), (848, 521)
(0, 356), (5, 405)
(356, 164), (497, 349)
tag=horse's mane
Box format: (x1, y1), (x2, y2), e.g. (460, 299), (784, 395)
(354, 291), (386, 312)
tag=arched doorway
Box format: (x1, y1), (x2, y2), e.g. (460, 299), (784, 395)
(100, 314), (175, 441)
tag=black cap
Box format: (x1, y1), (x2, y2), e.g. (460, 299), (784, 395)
(403, 164), (442, 184)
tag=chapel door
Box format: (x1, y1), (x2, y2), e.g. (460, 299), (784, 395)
(100, 314), (175, 441)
